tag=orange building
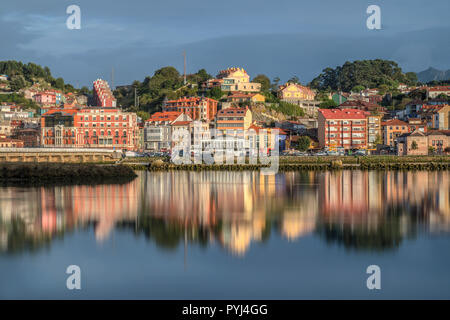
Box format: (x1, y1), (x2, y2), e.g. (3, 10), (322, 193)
(318, 109), (368, 150)
(0, 137), (24, 148)
(382, 119), (409, 146)
(163, 96), (218, 121)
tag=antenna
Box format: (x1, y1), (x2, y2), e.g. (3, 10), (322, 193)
(183, 50), (187, 85)
(111, 67), (115, 90)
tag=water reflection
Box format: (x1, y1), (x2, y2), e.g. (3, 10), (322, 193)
(0, 171), (448, 256)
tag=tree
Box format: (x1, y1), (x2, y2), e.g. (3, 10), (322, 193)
(9, 75), (27, 91)
(137, 111), (150, 121)
(207, 86), (224, 100)
(352, 85), (365, 93)
(405, 72), (418, 85)
(54, 77), (65, 90)
(288, 76), (300, 84)
(187, 69), (211, 85)
(315, 91), (330, 101)
(309, 59), (411, 92)
(296, 136), (311, 151)
(252, 74), (271, 91)
(79, 86), (90, 95)
(411, 140), (418, 150)
(319, 99), (337, 109)
(428, 146), (435, 155)
(271, 77), (280, 91)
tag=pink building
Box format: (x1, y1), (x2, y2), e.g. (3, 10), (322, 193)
(34, 92), (56, 105)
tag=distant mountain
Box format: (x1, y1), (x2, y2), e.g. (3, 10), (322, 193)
(417, 67), (450, 83)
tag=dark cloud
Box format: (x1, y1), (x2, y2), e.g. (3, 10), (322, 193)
(0, 0), (449, 86)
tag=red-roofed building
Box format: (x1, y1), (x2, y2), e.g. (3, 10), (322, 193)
(248, 124), (288, 152)
(339, 100), (386, 113)
(427, 86), (450, 99)
(163, 96), (218, 121)
(318, 109), (368, 150)
(144, 111), (192, 151)
(41, 107), (138, 150)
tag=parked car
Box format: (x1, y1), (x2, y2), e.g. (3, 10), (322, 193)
(354, 150), (367, 156)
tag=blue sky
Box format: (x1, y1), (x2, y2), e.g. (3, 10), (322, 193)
(0, 0), (449, 87)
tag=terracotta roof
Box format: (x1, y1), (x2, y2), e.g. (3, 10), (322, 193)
(0, 137), (23, 143)
(147, 111), (182, 123)
(172, 121), (192, 126)
(382, 119), (408, 126)
(217, 107), (249, 116)
(42, 109), (79, 116)
(427, 130), (450, 136)
(428, 86), (450, 92)
(228, 93), (252, 98)
(278, 83), (314, 95)
(319, 108), (367, 119)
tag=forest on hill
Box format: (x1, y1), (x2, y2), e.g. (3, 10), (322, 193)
(308, 59), (418, 92)
(0, 60), (82, 93)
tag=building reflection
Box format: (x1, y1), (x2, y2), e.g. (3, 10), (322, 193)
(0, 170), (448, 256)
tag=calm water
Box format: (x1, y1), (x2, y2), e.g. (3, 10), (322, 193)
(0, 170), (449, 299)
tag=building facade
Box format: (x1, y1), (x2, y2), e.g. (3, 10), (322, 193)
(318, 109), (368, 150)
(367, 113), (382, 147)
(277, 83), (315, 101)
(215, 107), (252, 133)
(163, 96), (218, 121)
(41, 107), (138, 150)
(93, 79), (117, 107)
(397, 130), (450, 155)
(382, 119), (409, 147)
(216, 68), (261, 93)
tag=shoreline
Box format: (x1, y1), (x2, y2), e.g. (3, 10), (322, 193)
(124, 155), (450, 171)
(0, 163), (137, 186)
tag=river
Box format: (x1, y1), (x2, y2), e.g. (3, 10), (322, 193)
(0, 170), (449, 299)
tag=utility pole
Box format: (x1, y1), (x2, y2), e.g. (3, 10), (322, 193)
(134, 86), (137, 107)
(183, 50), (187, 85)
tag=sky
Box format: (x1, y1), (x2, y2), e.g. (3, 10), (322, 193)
(0, 0), (449, 87)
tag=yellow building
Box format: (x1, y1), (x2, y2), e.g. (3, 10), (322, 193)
(217, 67), (261, 93)
(216, 107), (253, 132)
(250, 93), (266, 103)
(367, 114), (383, 147)
(432, 104), (450, 130)
(277, 82), (315, 101)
